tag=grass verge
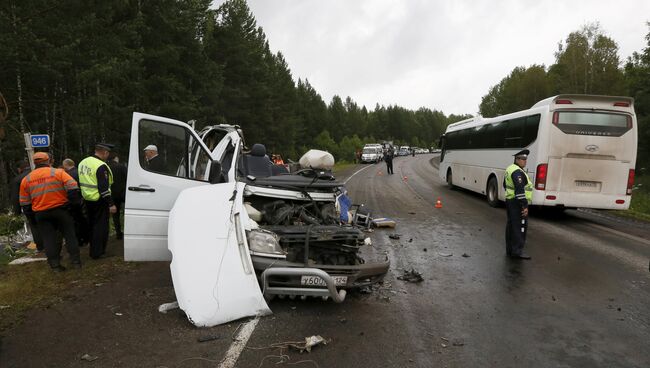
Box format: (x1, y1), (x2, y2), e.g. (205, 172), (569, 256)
(0, 241), (135, 334)
(604, 174), (650, 222)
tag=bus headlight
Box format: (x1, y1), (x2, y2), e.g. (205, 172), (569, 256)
(247, 229), (286, 258)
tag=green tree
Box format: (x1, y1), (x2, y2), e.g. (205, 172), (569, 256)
(479, 65), (550, 116)
(549, 23), (625, 95)
(313, 130), (339, 159)
(625, 23), (650, 172)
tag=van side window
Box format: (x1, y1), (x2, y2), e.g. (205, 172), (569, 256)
(139, 119), (210, 181)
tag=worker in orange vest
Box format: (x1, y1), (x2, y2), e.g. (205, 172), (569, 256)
(19, 152), (82, 271)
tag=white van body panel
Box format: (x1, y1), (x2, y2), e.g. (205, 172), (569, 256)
(168, 181), (271, 327)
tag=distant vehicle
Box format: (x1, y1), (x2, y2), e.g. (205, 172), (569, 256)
(439, 94), (637, 209)
(361, 144), (383, 163)
(398, 146), (410, 156)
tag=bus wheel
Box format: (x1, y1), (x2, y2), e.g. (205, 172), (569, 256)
(487, 177), (500, 207)
(446, 169), (454, 189)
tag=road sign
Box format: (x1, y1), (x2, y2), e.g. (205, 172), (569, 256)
(30, 134), (50, 147)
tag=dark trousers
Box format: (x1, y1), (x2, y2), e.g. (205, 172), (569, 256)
(112, 200), (124, 238)
(386, 159), (393, 174)
(505, 199), (527, 256)
(70, 203), (90, 245)
(34, 206), (80, 268)
(24, 213), (44, 251)
(86, 200), (109, 259)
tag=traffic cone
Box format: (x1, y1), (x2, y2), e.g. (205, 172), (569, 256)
(435, 197), (443, 208)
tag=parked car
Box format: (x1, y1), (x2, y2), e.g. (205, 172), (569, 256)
(124, 113), (389, 327)
(361, 145), (382, 163)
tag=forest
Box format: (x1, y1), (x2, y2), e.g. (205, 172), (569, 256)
(1, 0), (649, 208)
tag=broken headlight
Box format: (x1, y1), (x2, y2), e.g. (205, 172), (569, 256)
(247, 229), (286, 258)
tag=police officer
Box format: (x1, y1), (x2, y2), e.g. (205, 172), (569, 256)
(19, 152), (82, 271)
(503, 149), (532, 260)
(78, 143), (117, 259)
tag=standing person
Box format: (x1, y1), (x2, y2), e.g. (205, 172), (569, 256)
(503, 149), (532, 260)
(62, 158), (79, 182)
(78, 143), (116, 259)
(107, 153), (127, 240)
(143, 144), (164, 172)
(384, 147), (394, 175)
(19, 152), (82, 271)
(10, 161), (43, 251)
(62, 158), (89, 246)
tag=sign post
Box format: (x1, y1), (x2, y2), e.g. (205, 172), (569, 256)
(24, 133), (51, 170)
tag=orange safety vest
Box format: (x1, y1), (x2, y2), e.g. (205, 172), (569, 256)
(19, 166), (78, 212)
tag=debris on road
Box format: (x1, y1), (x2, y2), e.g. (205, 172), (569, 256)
(158, 301), (179, 314)
(438, 252), (453, 257)
(397, 268), (424, 283)
(364, 237), (372, 246)
(0, 305), (10, 310)
(8, 256), (47, 265)
(452, 338), (465, 346)
(197, 334), (221, 343)
(388, 233), (401, 240)
(80, 354), (99, 361)
(372, 217), (396, 228)
(288, 335), (328, 353)
(462, 253), (470, 258)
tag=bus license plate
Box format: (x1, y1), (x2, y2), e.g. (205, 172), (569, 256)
(575, 180), (601, 191)
(301, 275), (348, 287)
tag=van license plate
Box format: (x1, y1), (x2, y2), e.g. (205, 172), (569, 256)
(301, 275), (348, 287)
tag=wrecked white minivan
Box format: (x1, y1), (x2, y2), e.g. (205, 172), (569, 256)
(124, 113), (389, 326)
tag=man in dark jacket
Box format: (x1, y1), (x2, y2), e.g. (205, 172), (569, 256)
(384, 148), (394, 175)
(63, 158), (89, 246)
(108, 153), (127, 240)
(10, 160), (43, 251)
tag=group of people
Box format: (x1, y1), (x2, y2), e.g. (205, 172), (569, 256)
(11, 143), (127, 272)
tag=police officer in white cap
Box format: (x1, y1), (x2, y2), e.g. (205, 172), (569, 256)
(143, 144), (164, 173)
(503, 149), (532, 259)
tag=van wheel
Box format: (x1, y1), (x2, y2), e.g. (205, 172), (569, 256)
(487, 177), (500, 207)
(446, 169), (454, 189)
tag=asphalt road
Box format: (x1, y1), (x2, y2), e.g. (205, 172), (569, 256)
(2, 154), (649, 368)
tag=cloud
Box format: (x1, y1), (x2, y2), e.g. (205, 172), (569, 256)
(215, 0), (650, 115)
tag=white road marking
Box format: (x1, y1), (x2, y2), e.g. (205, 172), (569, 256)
(344, 164), (373, 185)
(218, 316), (260, 368)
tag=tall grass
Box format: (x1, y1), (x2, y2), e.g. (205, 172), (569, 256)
(628, 174), (650, 220)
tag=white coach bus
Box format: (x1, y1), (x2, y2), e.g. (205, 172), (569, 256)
(439, 95), (637, 210)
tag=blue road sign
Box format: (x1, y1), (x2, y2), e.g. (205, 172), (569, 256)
(31, 134), (50, 147)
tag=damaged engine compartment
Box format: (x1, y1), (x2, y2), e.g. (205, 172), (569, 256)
(242, 177), (389, 292)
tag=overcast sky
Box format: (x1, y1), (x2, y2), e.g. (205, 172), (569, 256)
(215, 0), (650, 116)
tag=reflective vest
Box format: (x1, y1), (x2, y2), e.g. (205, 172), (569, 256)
(19, 167), (78, 211)
(504, 163), (532, 202)
(78, 156), (113, 201)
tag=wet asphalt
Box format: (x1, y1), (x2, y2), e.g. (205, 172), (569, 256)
(3, 154), (647, 367)
(238, 154), (650, 368)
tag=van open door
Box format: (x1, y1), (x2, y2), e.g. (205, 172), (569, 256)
(124, 113), (219, 261)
